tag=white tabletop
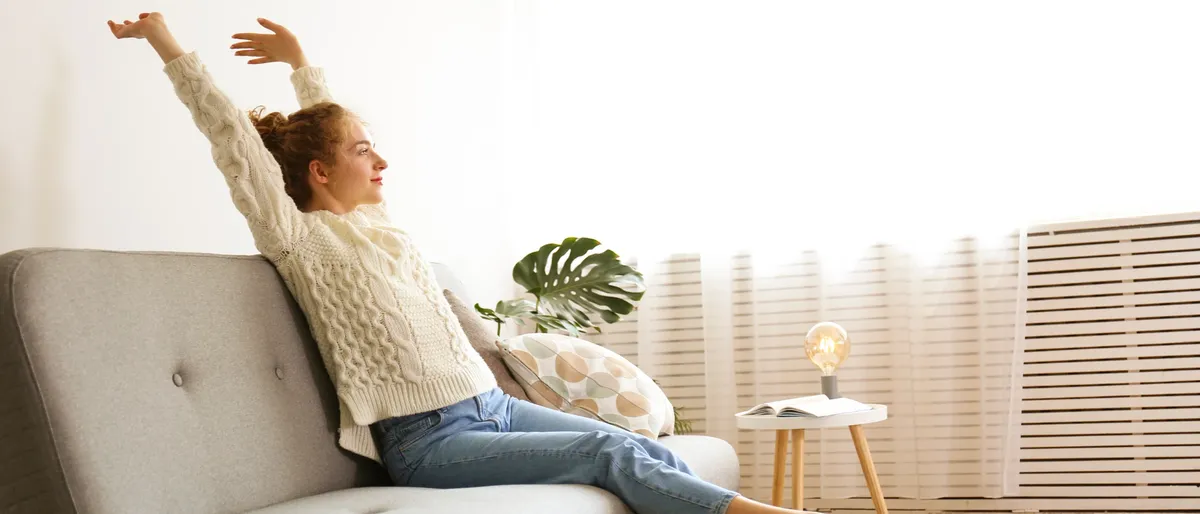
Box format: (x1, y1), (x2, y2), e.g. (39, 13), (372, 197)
(735, 404), (888, 430)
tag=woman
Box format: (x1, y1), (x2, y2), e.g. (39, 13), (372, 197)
(108, 12), (809, 514)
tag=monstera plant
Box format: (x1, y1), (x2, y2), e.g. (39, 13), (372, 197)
(476, 237), (691, 434)
(475, 237), (645, 337)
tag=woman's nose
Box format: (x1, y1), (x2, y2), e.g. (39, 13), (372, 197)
(376, 157), (388, 171)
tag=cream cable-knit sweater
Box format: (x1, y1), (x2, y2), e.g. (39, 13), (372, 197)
(164, 52), (497, 463)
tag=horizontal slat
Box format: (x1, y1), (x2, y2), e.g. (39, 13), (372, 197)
(1020, 471), (1200, 485)
(1025, 317), (1200, 338)
(1027, 303), (1200, 324)
(1029, 218), (1200, 247)
(1023, 330), (1200, 351)
(1021, 420), (1200, 436)
(1021, 485), (1200, 499)
(1023, 445), (1200, 459)
(1021, 433), (1200, 448)
(1022, 369), (1199, 387)
(1027, 277), (1200, 299)
(1028, 289), (1200, 312)
(1027, 263), (1200, 288)
(1022, 458), (1200, 473)
(1028, 249), (1200, 274)
(1025, 356), (1200, 374)
(1023, 407), (1200, 424)
(1024, 342), (1200, 363)
(1022, 394), (1200, 411)
(1030, 210), (1200, 233)
(1029, 233), (1200, 261)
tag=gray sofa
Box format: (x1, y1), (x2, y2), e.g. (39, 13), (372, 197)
(0, 248), (739, 514)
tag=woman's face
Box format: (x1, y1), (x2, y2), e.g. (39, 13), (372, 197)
(326, 120), (388, 207)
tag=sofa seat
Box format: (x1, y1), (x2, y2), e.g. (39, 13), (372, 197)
(247, 485), (628, 514)
(248, 435), (739, 513)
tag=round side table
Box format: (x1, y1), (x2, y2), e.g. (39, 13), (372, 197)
(735, 404), (888, 513)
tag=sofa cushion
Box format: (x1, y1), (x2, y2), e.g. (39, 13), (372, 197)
(498, 333), (675, 439)
(443, 289), (531, 402)
(657, 434), (740, 492)
(247, 434), (738, 513)
(0, 249), (391, 514)
(245, 484), (630, 514)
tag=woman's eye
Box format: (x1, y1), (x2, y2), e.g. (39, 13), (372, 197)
(359, 148), (369, 155)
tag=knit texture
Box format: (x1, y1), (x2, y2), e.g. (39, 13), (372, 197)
(164, 52), (497, 463)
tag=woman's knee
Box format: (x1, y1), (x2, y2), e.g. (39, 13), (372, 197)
(571, 430), (640, 457)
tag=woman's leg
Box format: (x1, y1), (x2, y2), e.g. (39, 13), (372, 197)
(490, 391), (696, 476)
(409, 428), (739, 514)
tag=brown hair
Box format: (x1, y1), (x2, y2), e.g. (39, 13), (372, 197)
(248, 102), (357, 210)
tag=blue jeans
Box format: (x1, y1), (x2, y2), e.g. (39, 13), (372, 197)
(370, 387), (739, 514)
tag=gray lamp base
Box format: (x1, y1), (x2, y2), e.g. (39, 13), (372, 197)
(821, 375), (840, 399)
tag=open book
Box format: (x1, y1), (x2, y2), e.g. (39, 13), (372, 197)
(737, 394), (871, 418)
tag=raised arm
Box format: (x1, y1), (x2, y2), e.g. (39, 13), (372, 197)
(110, 13), (302, 260)
(233, 19), (391, 222)
(230, 19), (333, 108)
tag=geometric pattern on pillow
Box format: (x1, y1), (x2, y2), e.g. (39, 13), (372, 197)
(497, 333), (675, 439)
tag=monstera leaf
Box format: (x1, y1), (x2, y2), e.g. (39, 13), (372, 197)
(476, 237), (644, 336)
(513, 237), (645, 333)
(475, 298), (584, 337)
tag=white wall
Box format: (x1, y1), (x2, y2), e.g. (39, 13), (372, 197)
(0, 0), (522, 308)
(504, 1), (1200, 257)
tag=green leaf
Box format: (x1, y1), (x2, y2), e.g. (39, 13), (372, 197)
(475, 303), (502, 323)
(496, 298), (536, 318)
(512, 237), (645, 330)
(476, 299), (537, 336)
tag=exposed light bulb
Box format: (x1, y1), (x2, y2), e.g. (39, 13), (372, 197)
(804, 321), (850, 398)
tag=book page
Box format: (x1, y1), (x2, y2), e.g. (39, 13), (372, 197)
(785, 397), (870, 417)
(764, 394), (828, 413)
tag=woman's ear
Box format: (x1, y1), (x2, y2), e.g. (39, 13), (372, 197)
(309, 159), (329, 184)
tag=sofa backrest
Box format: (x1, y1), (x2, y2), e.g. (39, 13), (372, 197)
(0, 248), (471, 514)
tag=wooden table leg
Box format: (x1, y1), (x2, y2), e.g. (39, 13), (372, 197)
(791, 429), (804, 510)
(849, 424), (888, 514)
(772, 430), (787, 506)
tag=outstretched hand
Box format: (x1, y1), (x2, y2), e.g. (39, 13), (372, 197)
(232, 18), (310, 70)
(107, 12), (167, 40)
(107, 11), (182, 64)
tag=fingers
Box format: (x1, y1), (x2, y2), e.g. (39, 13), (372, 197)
(235, 49), (268, 57)
(107, 19), (133, 38)
(248, 57), (278, 65)
(231, 32), (265, 41)
(230, 41), (262, 50)
(258, 18), (285, 32)
(138, 13), (149, 19)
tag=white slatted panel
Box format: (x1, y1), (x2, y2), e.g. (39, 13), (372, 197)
(584, 211), (1200, 512)
(1019, 213), (1200, 501)
(589, 236), (1021, 505)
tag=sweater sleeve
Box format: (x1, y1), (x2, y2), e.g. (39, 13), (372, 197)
(290, 65), (392, 224)
(164, 52), (303, 260)
(290, 66), (335, 108)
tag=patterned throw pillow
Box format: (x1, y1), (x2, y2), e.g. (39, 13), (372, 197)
(497, 333), (675, 439)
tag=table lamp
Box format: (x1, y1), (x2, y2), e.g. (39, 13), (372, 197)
(804, 321), (850, 398)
